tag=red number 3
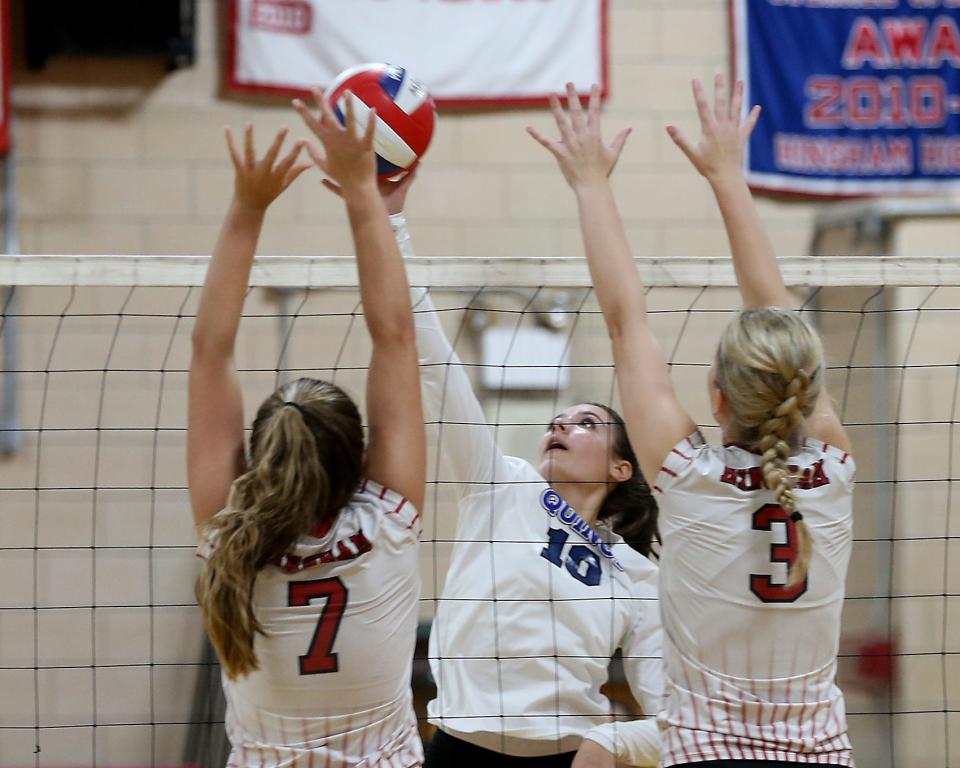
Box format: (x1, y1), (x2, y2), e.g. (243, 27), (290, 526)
(288, 577), (349, 675)
(749, 504), (808, 603)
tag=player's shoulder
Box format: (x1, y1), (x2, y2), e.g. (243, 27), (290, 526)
(353, 478), (420, 532)
(801, 436), (854, 466)
(660, 430), (713, 471)
(619, 546), (659, 586)
(797, 436), (856, 488)
(595, 526), (659, 587)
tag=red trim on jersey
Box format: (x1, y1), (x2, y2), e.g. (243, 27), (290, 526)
(676, 664), (700, 763)
(823, 442), (831, 452)
(796, 695), (811, 746)
(358, 708), (368, 764)
(379, 485), (388, 500)
(661, 466), (678, 478)
(386, 498), (407, 516)
(670, 727), (695, 764)
(828, 703), (844, 752)
(653, 485), (663, 494)
(718, 644), (735, 759)
(255, 711), (270, 766)
(278, 717), (288, 761)
(840, 452), (849, 464)
(672, 448), (692, 461)
(698, 668), (722, 758)
(304, 719), (314, 768)
(766, 652), (777, 757)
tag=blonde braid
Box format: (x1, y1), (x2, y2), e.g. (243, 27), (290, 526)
(758, 366), (813, 587)
(716, 308), (825, 588)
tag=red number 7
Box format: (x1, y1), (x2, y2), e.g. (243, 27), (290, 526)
(288, 577), (349, 675)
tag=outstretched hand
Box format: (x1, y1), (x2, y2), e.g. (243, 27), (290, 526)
(293, 88), (377, 194)
(667, 75), (760, 183)
(527, 82), (631, 190)
(225, 125), (310, 211)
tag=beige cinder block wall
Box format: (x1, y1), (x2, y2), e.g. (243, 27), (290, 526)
(14, 0), (816, 259)
(4, 0), (958, 766)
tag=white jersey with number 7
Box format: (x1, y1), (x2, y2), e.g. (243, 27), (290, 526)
(654, 432), (856, 766)
(197, 479), (423, 768)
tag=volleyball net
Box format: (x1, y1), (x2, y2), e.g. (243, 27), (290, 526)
(0, 254), (956, 767)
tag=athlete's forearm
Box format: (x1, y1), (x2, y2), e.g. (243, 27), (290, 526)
(346, 184), (416, 348)
(392, 214), (502, 485)
(709, 171), (788, 308)
(574, 180), (650, 339)
(192, 199), (264, 358)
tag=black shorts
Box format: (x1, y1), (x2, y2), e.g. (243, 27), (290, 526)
(423, 729), (576, 768)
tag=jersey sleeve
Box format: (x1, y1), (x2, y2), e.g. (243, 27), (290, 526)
(364, 478), (422, 542)
(392, 213), (504, 486)
(582, 564), (662, 765)
(195, 529), (215, 561)
(813, 438), (857, 489)
(195, 514), (224, 561)
(651, 430), (707, 498)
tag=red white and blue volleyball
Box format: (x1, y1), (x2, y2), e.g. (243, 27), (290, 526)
(327, 63), (437, 180)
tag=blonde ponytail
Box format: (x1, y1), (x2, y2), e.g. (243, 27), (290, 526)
(716, 308), (823, 588)
(758, 367), (813, 586)
(196, 378), (364, 679)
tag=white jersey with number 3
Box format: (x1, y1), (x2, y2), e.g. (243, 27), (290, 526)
(198, 479), (423, 768)
(654, 432), (856, 766)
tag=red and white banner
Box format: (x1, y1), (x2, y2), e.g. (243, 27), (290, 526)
(227, 0), (608, 107)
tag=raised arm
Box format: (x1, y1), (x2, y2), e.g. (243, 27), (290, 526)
(529, 84), (695, 485)
(390, 192), (504, 486)
(295, 90), (425, 512)
(188, 127), (308, 526)
(668, 76), (850, 453)
(667, 76), (783, 308)
(324, 172), (506, 486)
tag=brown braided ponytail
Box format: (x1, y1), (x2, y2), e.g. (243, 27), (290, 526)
(195, 378), (364, 679)
(715, 308), (823, 587)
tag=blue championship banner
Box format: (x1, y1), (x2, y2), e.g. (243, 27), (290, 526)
(732, 0), (960, 196)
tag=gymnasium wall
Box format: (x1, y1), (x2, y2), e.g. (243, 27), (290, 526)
(3, 1), (958, 767)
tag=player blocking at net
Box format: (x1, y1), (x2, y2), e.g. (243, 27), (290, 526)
(356, 190), (662, 765)
(309, 157), (663, 764)
(531, 80), (855, 767)
(188, 92), (426, 766)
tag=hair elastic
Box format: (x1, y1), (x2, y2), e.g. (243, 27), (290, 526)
(790, 510), (803, 522)
(283, 401), (308, 418)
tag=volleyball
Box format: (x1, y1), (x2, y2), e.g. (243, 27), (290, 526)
(327, 63), (437, 180)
